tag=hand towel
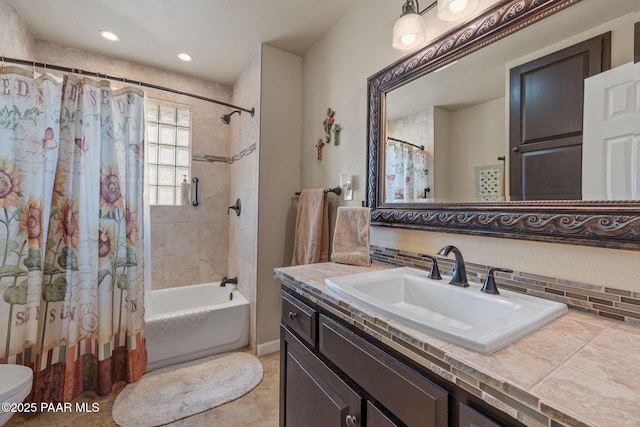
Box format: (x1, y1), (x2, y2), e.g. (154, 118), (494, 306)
(331, 207), (371, 267)
(291, 189), (329, 265)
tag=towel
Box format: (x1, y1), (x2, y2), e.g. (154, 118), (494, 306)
(331, 207), (371, 267)
(291, 189), (329, 265)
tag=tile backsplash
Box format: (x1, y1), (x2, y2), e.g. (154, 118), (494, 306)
(370, 245), (640, 324)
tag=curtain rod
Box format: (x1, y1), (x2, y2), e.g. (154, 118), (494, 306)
(387, 136), (425, 151)
(0, 56), (255, 115)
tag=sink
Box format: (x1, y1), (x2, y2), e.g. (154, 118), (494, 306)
(324, 267), (567, 354)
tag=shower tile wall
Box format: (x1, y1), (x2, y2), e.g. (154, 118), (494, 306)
(31, 39), (235, 290)
(229, 47), (261, 352)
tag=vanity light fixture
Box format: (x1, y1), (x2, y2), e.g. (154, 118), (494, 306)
(437, 0), (479, 21)
(178, 53), (192, 62)
(100, 30), (119, 41)
(392, 0), (431, 50)
(392, 0), (479, 50)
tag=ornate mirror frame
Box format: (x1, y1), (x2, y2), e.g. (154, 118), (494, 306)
(367, 0), (640, 251)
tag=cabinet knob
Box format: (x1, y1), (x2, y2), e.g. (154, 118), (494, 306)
(345, 415), (358, 427)
(512, 146), (520, 152)
(288, 312), (297, 321)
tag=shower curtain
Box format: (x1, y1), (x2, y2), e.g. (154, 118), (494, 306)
(385, 143), (429, 202)
(0, 67), (146, 402)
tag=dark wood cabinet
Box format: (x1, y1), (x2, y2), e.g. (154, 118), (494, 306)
(458, 403), (502, 427)
(319, 315), (448, 427)
(279, 288), (525, 427)
(281, 290), (317, 344)
(282, 328), (361, 427)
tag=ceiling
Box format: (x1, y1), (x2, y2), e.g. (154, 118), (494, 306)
(9, 0), (360, 86)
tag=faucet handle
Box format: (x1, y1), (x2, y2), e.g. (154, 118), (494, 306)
(422, 255), (442, 280)
(481, 267), (513, 294)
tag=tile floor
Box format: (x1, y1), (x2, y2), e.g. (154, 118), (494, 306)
(6, 352), (280, 427)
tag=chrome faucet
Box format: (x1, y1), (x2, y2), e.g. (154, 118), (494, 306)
(437, 246), (469, 287)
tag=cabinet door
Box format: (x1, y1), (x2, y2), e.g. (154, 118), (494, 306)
(367, 401), (401, 427)
(281, 327), (362, 427)
(459, 403), (502, 427)
(319, 315), (448, 427)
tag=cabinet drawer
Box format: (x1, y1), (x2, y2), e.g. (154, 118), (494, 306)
(281, 291), (317, 346)
(319, 315), (448, 427)
(459, 403), (502, 427)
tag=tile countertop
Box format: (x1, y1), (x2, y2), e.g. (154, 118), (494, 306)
(274, 262), (640, 427)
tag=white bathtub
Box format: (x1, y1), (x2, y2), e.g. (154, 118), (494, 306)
(144, 282), (250, 371)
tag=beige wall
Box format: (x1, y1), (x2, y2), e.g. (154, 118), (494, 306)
(302, 0), (640, 292)
(256, 45), (302, 350)
(0, 0), (35, 58)
(450, 98), (505, 201)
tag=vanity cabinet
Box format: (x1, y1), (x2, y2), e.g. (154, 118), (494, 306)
(279, 288), (526, 427)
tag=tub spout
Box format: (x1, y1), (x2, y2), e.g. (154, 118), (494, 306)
(221, 276), (238, 287)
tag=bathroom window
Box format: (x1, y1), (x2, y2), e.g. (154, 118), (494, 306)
(146, 100), (192, 205)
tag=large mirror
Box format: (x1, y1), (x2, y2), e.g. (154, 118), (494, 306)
(367, 0), (640, 250)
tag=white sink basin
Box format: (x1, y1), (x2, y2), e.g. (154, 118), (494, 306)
(324, 267), (567, 354)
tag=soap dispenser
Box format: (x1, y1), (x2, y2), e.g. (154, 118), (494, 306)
(180, 175), (190, 206)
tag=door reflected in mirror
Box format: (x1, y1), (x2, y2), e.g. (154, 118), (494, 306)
(383, 0), (639, 203)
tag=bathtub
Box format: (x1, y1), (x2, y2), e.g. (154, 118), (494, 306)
(144, 282), (250, 371)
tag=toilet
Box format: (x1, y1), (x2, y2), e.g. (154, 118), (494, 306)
(0, 364), (33, 426)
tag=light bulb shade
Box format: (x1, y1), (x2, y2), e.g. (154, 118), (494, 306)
(392, 13), (426, 50)
(437, 0), (479, 21)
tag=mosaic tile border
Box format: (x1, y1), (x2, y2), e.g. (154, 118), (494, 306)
(370, 245), (640, 325)
(192, 143), (257, 164)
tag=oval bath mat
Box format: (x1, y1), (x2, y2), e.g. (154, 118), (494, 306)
(112, 352), (263, 426)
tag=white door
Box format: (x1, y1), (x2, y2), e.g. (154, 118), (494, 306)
(583, 61), (640, 200)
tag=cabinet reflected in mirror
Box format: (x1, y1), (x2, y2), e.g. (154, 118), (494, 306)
(383, 0), (638, 203)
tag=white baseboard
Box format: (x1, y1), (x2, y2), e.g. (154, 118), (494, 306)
(257, 339), (280, 356)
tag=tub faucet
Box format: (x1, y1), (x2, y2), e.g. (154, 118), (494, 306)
(437, 245), (469, 287)
(221, 276), (238, 287)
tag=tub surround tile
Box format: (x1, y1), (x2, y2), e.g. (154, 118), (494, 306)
(163, 254), (199, 287)
(164, 223), (201, 256)
(275, 262), (640, 427)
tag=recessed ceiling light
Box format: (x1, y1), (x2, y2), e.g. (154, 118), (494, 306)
(100, 30), (119, 41)
(178, 53), (192, 62)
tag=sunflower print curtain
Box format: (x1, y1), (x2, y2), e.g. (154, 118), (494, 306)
(0, 68), (146, 402)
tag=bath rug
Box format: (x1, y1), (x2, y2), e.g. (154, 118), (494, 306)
(112, 352), (263, 426)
